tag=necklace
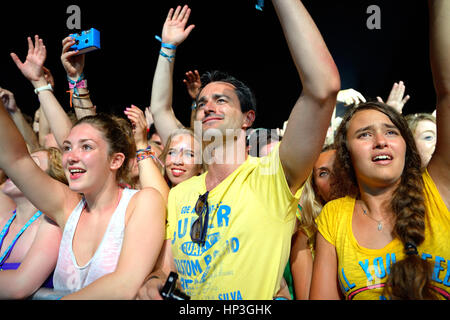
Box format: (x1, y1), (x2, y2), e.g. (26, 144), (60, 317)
(361, 205), (384, 231)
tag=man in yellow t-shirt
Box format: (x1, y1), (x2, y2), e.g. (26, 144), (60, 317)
(137, 0), (340, 300)
(167, 144), (301, 299)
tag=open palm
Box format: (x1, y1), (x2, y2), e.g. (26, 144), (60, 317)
(11, 35), (46, 82)
(161, 5), (195, 46)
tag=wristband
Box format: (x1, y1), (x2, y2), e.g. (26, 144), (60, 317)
(159, 50), (175, 63)
(136, 146), (164, 167)
(68, 79), (88, 89)
(34, 83), (53, 94)
(154, 35), (177, 50)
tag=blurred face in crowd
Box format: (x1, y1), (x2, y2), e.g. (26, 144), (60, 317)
(165, 133), (202, 186)
(412, 119), (436, 168)
(345, 109), (406, 190)
(313, 149), (336, 204)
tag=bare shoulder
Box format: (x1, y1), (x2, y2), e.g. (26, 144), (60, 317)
(125, 188), (166, 223)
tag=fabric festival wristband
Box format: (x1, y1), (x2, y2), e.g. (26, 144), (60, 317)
(137, 153), (155, 162)
(154, 35), (177, 50)
(68, 79), (88, 89)
(34, 83), (53, 94)
(159, 50), (175, 63)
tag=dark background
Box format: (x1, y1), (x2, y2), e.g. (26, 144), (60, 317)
(0, 0), (435, 129)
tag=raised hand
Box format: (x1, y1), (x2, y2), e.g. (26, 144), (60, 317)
(161, 5), (195, 46)
(337, 88), (366, 106)
(124, 105), (149, 150)
(183, 70), (201, 100)
(61, 36), (85, 81)
(377, 81), (410, 114)
(10, 35), (46, 82)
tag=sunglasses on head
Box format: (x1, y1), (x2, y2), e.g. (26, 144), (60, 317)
(190, 191), (210, 246)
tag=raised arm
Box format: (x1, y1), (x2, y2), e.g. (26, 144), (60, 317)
(0, 87), (40, 151)
(150, 5), (195, 144)
(61, 36), (96, 119)
(11, 36), (73, 150)
(8, 36), (79, 226)
(124, 105), (170, 202)
(428, 0), (450, 208)
(273, 0), (341, 194)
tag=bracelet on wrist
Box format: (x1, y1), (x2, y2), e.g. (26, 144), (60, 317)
(154, 35), (177, 50)
(159, 50), (175, 63)
(34, 83), (53, 95)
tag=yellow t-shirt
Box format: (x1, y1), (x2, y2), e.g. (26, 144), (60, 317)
(166, 144), (302, 300)
(316, 169), (450, 300)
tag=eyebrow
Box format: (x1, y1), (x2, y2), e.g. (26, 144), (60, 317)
(197, 93), (231, 105)
(354, 123), (398, 135)
(62, 138), (96, 145)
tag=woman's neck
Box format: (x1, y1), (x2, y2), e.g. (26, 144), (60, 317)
(358, 183), (397, 221)
(83, 180), (123, 215)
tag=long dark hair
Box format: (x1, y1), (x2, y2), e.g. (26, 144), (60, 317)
(332, 102), (436, 299)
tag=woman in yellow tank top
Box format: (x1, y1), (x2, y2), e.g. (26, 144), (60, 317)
(310, 0), (450, 300)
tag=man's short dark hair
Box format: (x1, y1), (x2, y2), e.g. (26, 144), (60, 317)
(197, 70), (257, 115)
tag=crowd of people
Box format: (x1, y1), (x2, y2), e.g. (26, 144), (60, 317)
(0, 0), (448, 300)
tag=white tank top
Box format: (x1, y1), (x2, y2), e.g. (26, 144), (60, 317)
(53, 188), (138, 294)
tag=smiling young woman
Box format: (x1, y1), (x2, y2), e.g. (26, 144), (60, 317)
(3, 35), (166, 299)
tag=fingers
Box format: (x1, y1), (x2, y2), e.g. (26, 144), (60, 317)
(402, 94), (411, 104)
(168, 5), (191, 24)
(10, 52), (23, 69)
(27, 36), (34, 56)
(184, 24), (196, 37)
(387, 81), (405, 101)
(377, 96), (384, 103)
(124, 105), (147, 128)
(355, 91), (366, 103)
(193, 70), (201, 80)
(62, 37), (76, 54)
(166, 8), (174, 22)
(172, 5), (182, 21)
(184, 70), (201, 84)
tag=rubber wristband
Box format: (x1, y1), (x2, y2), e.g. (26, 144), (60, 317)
(34, 83), (53, 94)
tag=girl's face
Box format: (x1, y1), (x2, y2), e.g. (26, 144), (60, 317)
(62, 123), (115, 193)
(165, 134), (201, 186)
(413, 119), (436, 168)
(346, 109), (406, 190)
(313, 149), (336, 203)
(2, 150), (49, 197)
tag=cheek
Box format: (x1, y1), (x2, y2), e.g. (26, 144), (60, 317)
(316, 178), (331, 199)
(165, 156), (173, 167)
